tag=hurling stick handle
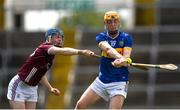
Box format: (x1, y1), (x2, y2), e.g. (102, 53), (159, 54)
(92, 54), (101, 58)
(91, 55), (161, 69)
(95, 56), (150, 70)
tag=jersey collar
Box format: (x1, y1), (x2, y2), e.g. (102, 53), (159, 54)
(106, 31), (120, 39)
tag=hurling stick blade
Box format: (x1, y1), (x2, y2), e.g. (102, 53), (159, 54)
(131, 63), (178, 71)
(158, 64), (178, 70)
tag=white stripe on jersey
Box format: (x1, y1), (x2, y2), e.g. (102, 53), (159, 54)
(25, 67), (37, 83)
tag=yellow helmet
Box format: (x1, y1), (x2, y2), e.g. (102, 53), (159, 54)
(104, 11), (120, 22)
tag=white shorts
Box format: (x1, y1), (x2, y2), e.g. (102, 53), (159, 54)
(7, 75), (38, 102)
(90, 77), (128, 101)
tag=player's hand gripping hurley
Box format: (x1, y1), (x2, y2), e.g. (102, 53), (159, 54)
(92, 54), (178, 71)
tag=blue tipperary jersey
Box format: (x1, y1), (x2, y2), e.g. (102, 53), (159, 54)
(96, 31), (133, 83)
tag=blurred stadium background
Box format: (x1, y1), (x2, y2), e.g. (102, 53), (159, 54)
(0, 0), (180, 109)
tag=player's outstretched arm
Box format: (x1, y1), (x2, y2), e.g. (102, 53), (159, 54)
(48, 46), (95, 56)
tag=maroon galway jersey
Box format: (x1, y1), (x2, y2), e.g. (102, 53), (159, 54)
(18, 42), (55, 86)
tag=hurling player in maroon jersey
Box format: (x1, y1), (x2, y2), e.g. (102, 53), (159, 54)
(7, 28), (95, 109)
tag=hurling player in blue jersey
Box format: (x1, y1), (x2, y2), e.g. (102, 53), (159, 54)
(75, 11), (133, 109)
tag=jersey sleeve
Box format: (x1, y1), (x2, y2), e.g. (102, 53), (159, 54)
(96, 33), (107, 44)
(124, 33), (133, 47)
(40, 44), (53, 55)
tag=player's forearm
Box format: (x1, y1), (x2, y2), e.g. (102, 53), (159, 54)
(57, 47), (79, 55)
(106, 48), (123, 59)
(40, 75), (52, 91)
(99, 41), (123, 59)
(58, 49), (92, 56)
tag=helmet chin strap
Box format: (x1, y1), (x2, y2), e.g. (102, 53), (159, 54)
(58, 42), (63, 47)
(104, 25), (120, 37)
(46, 36), (52, 43)
(108, 30), (119, 36)
(45, 36), (64, 48)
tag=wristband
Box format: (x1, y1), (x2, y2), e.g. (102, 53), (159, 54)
(126, 58), (132, 64)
